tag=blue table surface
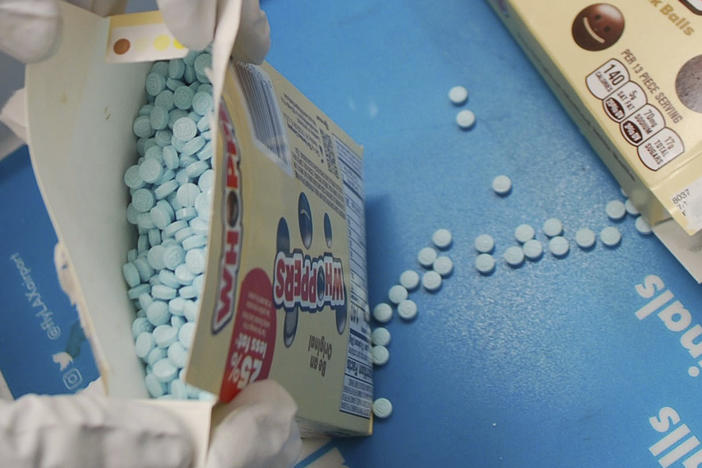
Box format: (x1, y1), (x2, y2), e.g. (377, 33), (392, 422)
(2, 1), (702, 466)
(261, 1), (702, 467)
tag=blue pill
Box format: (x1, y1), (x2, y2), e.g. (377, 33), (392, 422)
(163, 244), (185, 270)
(178, 322), (195, 348)
(139, 158), (163, 184)
(173, 117), (197, 141)
(163, 220), (187, 238)
(135, 331), (154, 358)
(145, 72), (166, 96)
(168, 109), (188, 129)
(138, 292), (153, 311)
(133, 115), (153, 138)
(137, 213), (155, 230)
(175, 169), (190, 185)
(192, 274), (204, 293)
(159, 270), (181, 289)
(145, 373), (165, 397)
(183, 136), (206, 157)
(170, 315), (185, 329)
(157, 169), (175, 185)
(128, 284), (150, 300)
(148, 228), (161, 247)
(138, 104), (154, 116)
(147, 347), (166, 366)
(197, 114), (210, 132)
(174, 86), (194, 110)
(163, 146), (179, 170)
(175, 264), (194, 284)
(191, 92), (212, 116)
(126, 204), (139, 225)
(169, 379), (187, 399)
(176, 183), (200, 207)
(167, 342), (187, 368)
(154, 180), (179, 199)
(194, 192), (210, 220)
(176, 207), (197, 221)
(196, 72), (209, 84)
(132, 189), (155, 212)
(182, 234), (207, 251)
(132, 317), (153, 338)
(150, 106), (169, 131)
(185, 249), (205, 275)
(146, 300), (170, 326)
(153, 358), (177, 382)
(169, 297), (186, 315)
(198, 170), (214, 191)
(143, 138), (158, 154)
(198, 83), (212, 94)
(171, 134), (187, 152)
(122, 262), (140, 287)
(174, 227), (193, 243)
(137, 234), (149, 253)
(183, 300), (197, 322)
(183, 50), (198, 65)
(179, 155), (198, 169)
(127, 249), (138, 262)
(197, 142), (213, 162)
(124, 165), (145, 189)
(136, 138), (147, 156)
(184, 64), (196, 84)
(155, 90), (175, 110)
(190, 217), (209, 235)
(150, 205), (171, 230)
(153, 325), (178, 348)
(144, 145), (163, 162)
(134, 257), (154, 281)
(147, 245), (166, 270)
(185, 161), (209, 178)
(155, 129), (172, 147)
(166, 78), (184, 92)
(168, 59), (185, 79)
(153, 284), (177, 300)
(150, 61), (168, 76)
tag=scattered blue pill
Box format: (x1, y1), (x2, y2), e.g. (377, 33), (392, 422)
(185, 248), (206, 274)
(173, 117), (197, 141)
(150, 205), (171, 230)
(190, 217), (209, 235)
(133, 115), (153, 138)
(139, 158), (163, 184)
(132, 317), (153, 338)
(150, 106), (169, 131)
(128, 284), (150, 300)
(153, 358), (177, 382)
(147, 245), (166, 270)
(154, 180), (179, 199)
(150, 61), (169, 76)
(138, 293), (153, 311)
(133, 257), (154, 281)
(122, 262), (140, 287)
(153, 325), (178, 348)
(146, 300), (170, 326)
(183, 301), (198, 322)
(175, 264), (195, 284)
(155, 90), (175, 111)
(181, 136), (206, 156)
(155, 129), (172, 147)
(163, 244), (185, 270)
(174, 86), (194, 110)
(135, 332), (155, 359)
(178, 322), (195, 348)
(192, 92), (213, 116)
(145, 72), (166, 96)
(179, 286), (198, 299)
(174, 227), (194, 243)
(166, 78), (184, 92)
(168, 59), (185, 79)
(147, 347), (166, 366)
(124, 165), (145, 189)
(145, 373), (165, 397)
(152, 285), (177, 300)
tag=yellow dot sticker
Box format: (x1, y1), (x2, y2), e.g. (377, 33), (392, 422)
(153, 34), (171, 51)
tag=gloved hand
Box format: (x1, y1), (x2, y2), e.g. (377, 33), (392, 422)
(0, 380), (301, 468)
(0, 0), (270, 64)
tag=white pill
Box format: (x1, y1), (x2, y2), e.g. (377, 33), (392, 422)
(542, 218), (563, 237)
(372, 397), (393, 419)
(433, 256), (454, 276)
(448, 85), (468, 105)
(624, 199), (639, 216)
(474, 234), (495, 253)
(548, 236), (569, 257)
(397, 300), (418, 321)
(371, 327), (391, 346)
(605, 200), (626, 220)
(456, 109), (476, 129)
(372, 303), (392, 323)
(371, 345), (389, 366)
(492, 175), (512, 195)
(388, 285), (408, 304)
(422, 271), (442, 291)
(600, 226), (622, 247)
(522, 239), (543, 260)
(503, 246), (524, 267)
(432, 228), (452, 249)
(418, 247), (438, 268)
(635, 216), (652, 235)
(475, 253), (496, 274)
(575, 228), (596, 249)
(514, 224), (535, 243)
(399, 270), (420, 290)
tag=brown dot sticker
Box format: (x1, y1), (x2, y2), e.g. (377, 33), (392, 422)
(113, 38), (130, 55)
(676, 55), (702, 113)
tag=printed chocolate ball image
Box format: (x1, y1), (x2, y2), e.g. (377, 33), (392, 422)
(572, 4), (624, 51)
(276, 217), (290, 254)
(676, 55), (702, 113)
(226, 191), (239, 228)
(298, 192), (313, 249)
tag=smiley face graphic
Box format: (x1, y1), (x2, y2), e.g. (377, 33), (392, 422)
(572, 4), (625, 51)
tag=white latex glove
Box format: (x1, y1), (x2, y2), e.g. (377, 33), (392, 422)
(0, 380), (301, 468)
(0, 0), (270, 64)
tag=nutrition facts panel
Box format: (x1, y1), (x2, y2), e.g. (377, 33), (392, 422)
(336, 136), (372, 419)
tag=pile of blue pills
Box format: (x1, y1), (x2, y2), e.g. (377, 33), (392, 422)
(121, 50), (215, 400)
